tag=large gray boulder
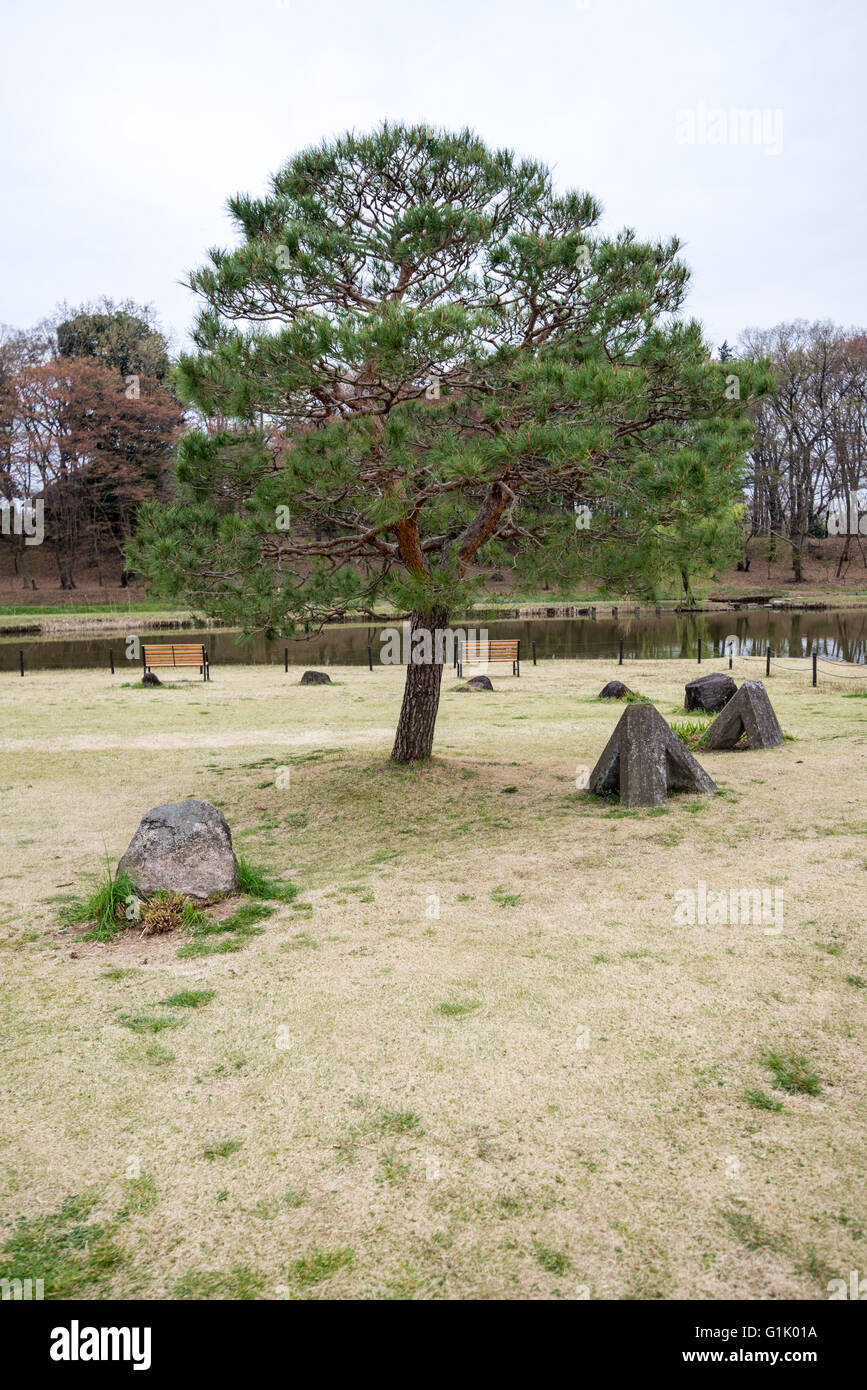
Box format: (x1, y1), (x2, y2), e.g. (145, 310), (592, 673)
(701, 680), (783, 750)
(684, 672), (737, 713)
(589, 702), (717, 808)
(117, 799), (238, 901)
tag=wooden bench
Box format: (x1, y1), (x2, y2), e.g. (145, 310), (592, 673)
(143, 643), (210, 682)
(457, 638), (520, 677)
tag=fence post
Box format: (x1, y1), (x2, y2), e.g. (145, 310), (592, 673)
(812, 652), (817, 687)
(697, 638), (702, 664)
(532, 640), (537, 666)
(109, 648), (115, 675)
(19, 648), (24, 677)
(618, 638), (623, 666)
(766, 648), (771, 678)
(367, 644), (373, 672)
(284, 648), (288, 673)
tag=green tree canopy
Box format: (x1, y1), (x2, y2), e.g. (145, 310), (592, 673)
(57, 299), (170, 383)
(130, 123), (768, 759)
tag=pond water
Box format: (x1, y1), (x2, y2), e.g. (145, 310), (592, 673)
(3, 607), (867, 672)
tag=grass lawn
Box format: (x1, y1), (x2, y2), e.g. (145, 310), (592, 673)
(0, 658), (864, 1300)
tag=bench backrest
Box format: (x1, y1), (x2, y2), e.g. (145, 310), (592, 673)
(461, 639), (519, 663)
(143, 643), (207, 668)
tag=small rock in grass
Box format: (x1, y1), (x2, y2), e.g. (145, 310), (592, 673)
(684, 672), (737, 713)
(598, 680), (633, 700)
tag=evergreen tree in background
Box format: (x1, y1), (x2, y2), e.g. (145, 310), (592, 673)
(57, 299), (170, 383)
(129, 124), (768, 760)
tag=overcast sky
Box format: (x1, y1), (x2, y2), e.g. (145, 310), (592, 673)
(2, 0), (865, 354)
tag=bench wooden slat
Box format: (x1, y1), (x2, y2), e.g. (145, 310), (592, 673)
(458, 638), (520, 676)
(143, 643), (209, 681)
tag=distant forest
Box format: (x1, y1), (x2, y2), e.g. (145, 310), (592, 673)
(2, 305), (866, 598)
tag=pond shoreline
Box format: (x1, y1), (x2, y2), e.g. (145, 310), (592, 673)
(1, 595), (862, 638)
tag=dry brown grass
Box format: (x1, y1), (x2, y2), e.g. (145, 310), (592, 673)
(0, 657), (864, 1300)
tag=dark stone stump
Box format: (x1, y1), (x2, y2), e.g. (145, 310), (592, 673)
(684, 672), (737, 713)
(300, 670), (332, 685)
(598, 681), (633, 700)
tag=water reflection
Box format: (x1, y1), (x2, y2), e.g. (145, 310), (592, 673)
(3, 608), (867, 672)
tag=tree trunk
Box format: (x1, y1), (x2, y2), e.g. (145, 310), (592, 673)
(55, 548), (77, 589)
(391, 607), (449, 763)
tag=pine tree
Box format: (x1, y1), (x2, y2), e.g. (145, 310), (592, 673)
(129, 124), (768, 761)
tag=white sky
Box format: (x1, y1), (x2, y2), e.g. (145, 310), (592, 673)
(2, 0), (865, 354)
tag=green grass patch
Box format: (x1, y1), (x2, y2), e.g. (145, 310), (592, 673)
(175, 1263), (265, 1300)
(117, 1013), (182, 1034)
(176, 901), (275, 958)
(375, 1110), (424, 1136)
(764, 1050), (822, 1096)
(0, 1193), (123, 1299)
(532, 1240), (572, 1275)
(236, 856), (299, 902)
(159, 988), (215, 1009)
(669, 717), (714, 750)
(436, 999), (480, 1018)
(722, 1203), (781, 1252)
(202, 1137), (244, 1161)
(60, 861), (139, 940)
(745, 1087), (784, 1113)
(291, 1247), (354, 1287)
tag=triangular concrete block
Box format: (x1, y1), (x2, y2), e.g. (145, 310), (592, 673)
(701, 680), (782, 750)
(589, 702), (717, 808)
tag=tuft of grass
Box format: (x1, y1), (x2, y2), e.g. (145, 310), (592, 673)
(282, 932), (318, 951)
(202, 1137), (244, 1161)
(177, 901), (275, 958)
(764, 1050), (822, 1096)
(118, 1174), (157, 1217)
(722, 1203), (780, 1252)
(669, 717), (714, 750)
(845, 974), (866, 988)
(236, 856), (299, 902)
(159, 988), (215, 1009)
(0, 1193), (123, 1298)
(175, 1264), (265, 1300)
(532, 1240), (572, 1275)
(291, 1247), (354, 1287)
(490, 886), (522, 907)
(745, 1087), (784, 1113)
(61, 860), (140, 940)
(117, 1013), (182, 1034)
(436, 999), (480, 1018)
(376, 1110), (424, 1136)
